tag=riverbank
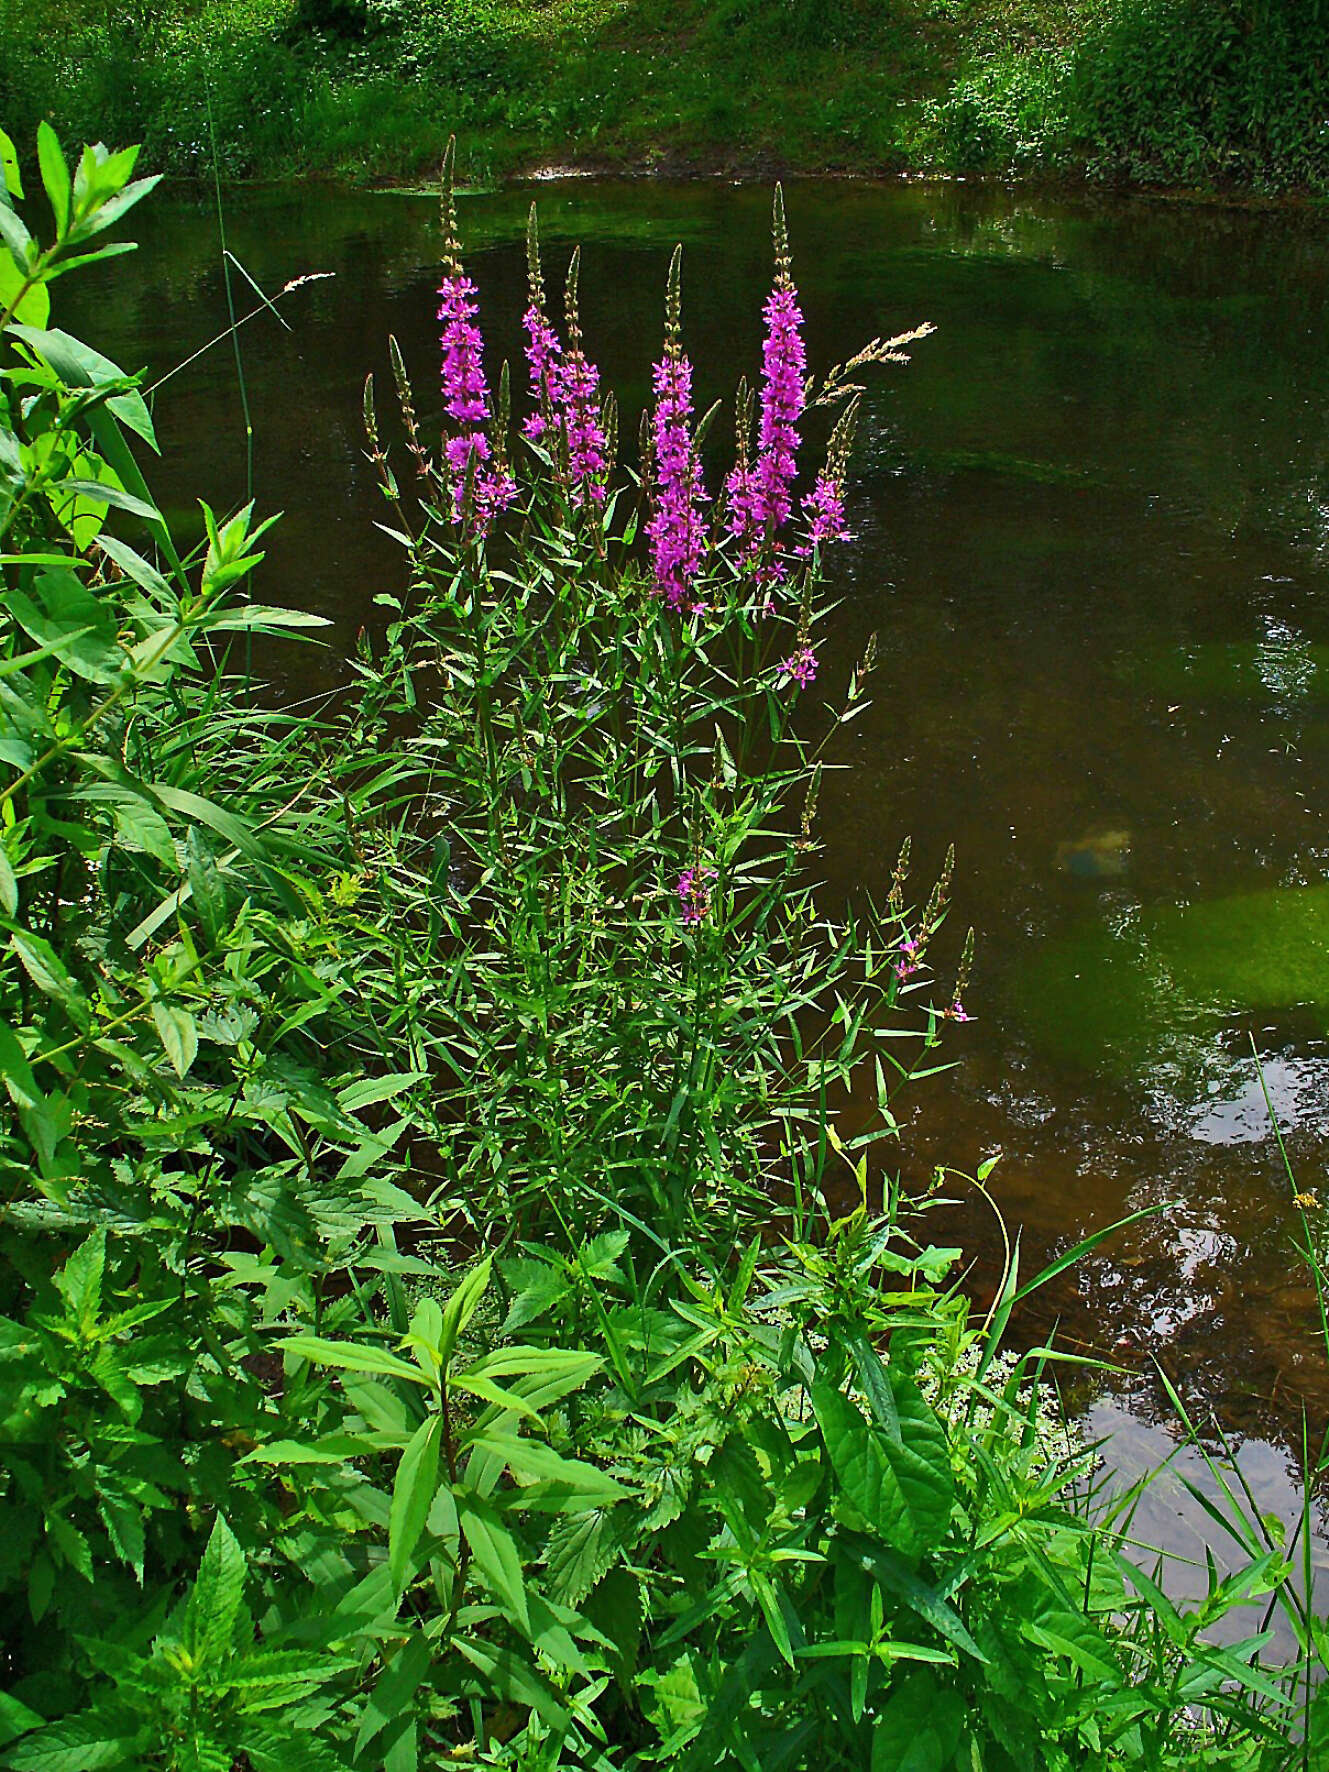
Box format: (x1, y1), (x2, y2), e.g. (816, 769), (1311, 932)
(3, 0), (1328, 196)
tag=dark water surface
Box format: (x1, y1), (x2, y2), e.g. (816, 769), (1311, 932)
(67, 177), (1329, 1513)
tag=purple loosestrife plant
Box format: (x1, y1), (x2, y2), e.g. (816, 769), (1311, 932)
(555, 248), (609, 508)
(437, 142), (515, 538)
(677, 866), (717, 926)
(647, 247), (710, 611)
(522, 206), (561, 445)
(726, 186), (806, 587)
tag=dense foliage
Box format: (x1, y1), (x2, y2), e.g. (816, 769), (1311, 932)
(3, 123), (1329, 1769)
(2, 0), (1327, 190)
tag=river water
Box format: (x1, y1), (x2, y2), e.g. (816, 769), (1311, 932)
(66, 176), (1329, 1542)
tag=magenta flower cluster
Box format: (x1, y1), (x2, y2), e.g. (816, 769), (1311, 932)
(558, 350), (609, 506)
(520, 305), (608, 507)
(895, 934), (921, 980)
(648, 352), (709, 610)
(521, 304), (561, 443)
(801, 468), (851, 549)
(726, 283), (807, 578)
(778, 644), (818, 689)
(438, 271), (515, 535)
(677, 866), (717, 925)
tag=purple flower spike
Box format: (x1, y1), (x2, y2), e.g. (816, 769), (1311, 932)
(436, 145), (515, 540)
(648, 247), (709, 611)
(648, 353), (709, 610)
(801, 468), (851, 548)
(677, 866), (717, 925)
(777, 644), (818, 689)
(522, 302), (561, 442)
(947, 1000), (972, 1023)
(725, 189), (806, 584)
(555, 350), (609, 506)
(756, 283), (806, 534)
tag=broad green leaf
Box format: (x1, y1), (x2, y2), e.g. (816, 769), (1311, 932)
(543, 1505), (623, 1607)
(0, 126), (22, 200)
(870, 1671), (963, 1772)
(812, 1379), (953, 1558)
(389, 1413), (443, 1589)
(36, 123), (70, 233)
(279, 1335), (425, 1385)
(151, 1001), (198, 1078)
(458, 1490), (530, 1633)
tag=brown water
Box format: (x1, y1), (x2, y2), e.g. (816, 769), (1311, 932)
(67, 176), (1329, 1513)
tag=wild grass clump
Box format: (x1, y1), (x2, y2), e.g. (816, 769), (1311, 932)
(3, 120), (1328, 1769)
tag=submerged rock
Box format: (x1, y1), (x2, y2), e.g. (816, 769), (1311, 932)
(1055, 828), (1132, 880)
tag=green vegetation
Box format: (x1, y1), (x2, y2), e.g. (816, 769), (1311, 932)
(7, 121), (1329, 1767)
(2, 0), (1328, 191)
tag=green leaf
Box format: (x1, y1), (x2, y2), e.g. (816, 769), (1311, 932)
(11, 929), (85, 1015)
(438, 1254), (491, 1365)
(354, 1633), (432, 1757)
(544, 1505), (624, 1607)
(0, 252), (48, 327)
(279, 1335), (425, 1385)
(190, 1514), (247, 1664)
(151, 1001), (198, 1078)
(185, 828), (228, 945)
(0, 840), (18, 917)
(870, 1671), (964, 1772)
(812, 1378), (953, 1558)
(0, 1692), (44, 1752)
(458, 1490), (530, 1633)
(36, 123), (70, 233)
(389, 1413), (442, 1589)
(55, 1229), (104, 1324)
(0, 126), (23, 200)
(6, 1717), (135, 1771)
(467, 1431), (629, 1502)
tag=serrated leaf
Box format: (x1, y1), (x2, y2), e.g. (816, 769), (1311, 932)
(280, 1335), (425, 1384)
(544, 1506), (623, 1607)
(190, 1514), (247, 1663)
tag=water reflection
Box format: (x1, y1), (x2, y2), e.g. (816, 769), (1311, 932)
(61, 176), (1329, 1474)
